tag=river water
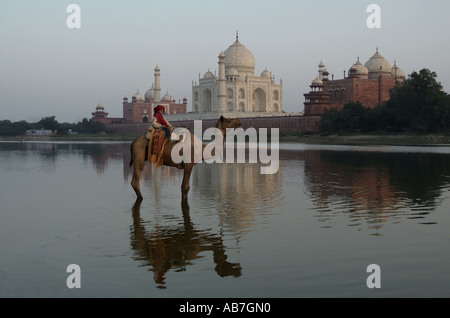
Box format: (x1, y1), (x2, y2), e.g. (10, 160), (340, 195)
(1, 141), (450, 297)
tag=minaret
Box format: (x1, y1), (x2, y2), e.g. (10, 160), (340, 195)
(154, 65), (161, 104)
(217, 52), (226, 112)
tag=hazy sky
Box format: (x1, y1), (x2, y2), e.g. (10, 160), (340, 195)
(1, 0), (449, 123)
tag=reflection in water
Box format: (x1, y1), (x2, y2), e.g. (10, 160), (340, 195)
(2, 141), (450, 296)
(72, 141), (450, 235)
(125, 160), (284, 289)
(192, 163), (284, 233)
(130, 199), (242, 289)
(302, 150), (450, 232)
(47, 141), (450, 270)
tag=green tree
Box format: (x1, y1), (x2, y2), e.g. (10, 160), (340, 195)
(319, 102), (368, 134)
(319, 108), (340, 134)
(386, 69), (450, 132)
(76, 118), (105, 134)
(340, 102), (368, 132)
(0, 120), (31, 136)
(365, 103), (388, 132)
(38, 116), (60, 132)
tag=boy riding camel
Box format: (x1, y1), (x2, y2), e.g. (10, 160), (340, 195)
(152, 105), (173, 139)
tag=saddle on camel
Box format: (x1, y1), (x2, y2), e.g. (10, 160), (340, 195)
(146, 105), (175, 168)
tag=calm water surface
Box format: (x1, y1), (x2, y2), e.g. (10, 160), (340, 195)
(1, 141), (450, 297)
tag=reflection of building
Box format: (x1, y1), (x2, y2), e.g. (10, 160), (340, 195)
(192, 162), (283, 231)
(192, 33), (283, 115)
(302, 150), (403, 232)
(304, 49), (406, 131)
(92, 65), (187, 125)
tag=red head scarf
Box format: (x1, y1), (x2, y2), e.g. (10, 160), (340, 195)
(154, 105), (168, 126)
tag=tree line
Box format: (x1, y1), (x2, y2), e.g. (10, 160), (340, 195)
(319, 69), (450, 134)
(0, 116), (105, 136)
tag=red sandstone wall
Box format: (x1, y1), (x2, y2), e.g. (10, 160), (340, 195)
(323, 76), (396, 110)
(168, 104), (187, 114)
(105, 115), (316, 134)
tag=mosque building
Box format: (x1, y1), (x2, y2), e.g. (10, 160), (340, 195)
(92, 65), (187, 125)
(192, 33), (283, 116)
(303, 49), (406, 131)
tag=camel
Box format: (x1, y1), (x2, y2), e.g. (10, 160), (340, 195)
(130, 198), (242, 288)
(129, 116), (242, 202)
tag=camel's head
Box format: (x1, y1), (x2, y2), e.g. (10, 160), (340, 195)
(218, 116), (242, 130)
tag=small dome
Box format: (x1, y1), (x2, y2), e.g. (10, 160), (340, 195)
(350, 58), (369, 76)
(365, 49), (392, 74)
(226, 67), (239, 76)
(311, 77), (323, 86)
(391, 61), (406, 79)
(133, 90), (144, 101)
(203, 70), (215, 79)
(261, 68), (271, 78)
(145, 84), (154, 100)
(162, 91), (172, 101)
(96, 103), (104, 110)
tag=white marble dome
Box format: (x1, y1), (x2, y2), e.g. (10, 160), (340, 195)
(133, 90), (144, 101)
(350, 58), (369, 76)
(226, 67), (239, 76)
(391, 61), (406, 79)
(203, 70), (215, 79)
(224, 38), (255, 75)
(162, 91), (172, 101)
(311, 77), (323, 86)
(365, 49), (392, 75)
(261, 68), (272, 78)
(145, 84), (154, 100)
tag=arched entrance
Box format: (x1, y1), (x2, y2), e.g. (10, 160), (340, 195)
(252, 88), (266, 112)
(202, 89), (212, 112)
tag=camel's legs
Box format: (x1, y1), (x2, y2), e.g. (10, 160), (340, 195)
(131, 159), (145, 199)
(181, 164), (193, 202)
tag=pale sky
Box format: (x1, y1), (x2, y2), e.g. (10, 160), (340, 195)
(1, 0), (449, 123)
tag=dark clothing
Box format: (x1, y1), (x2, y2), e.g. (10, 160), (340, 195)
(162, 126), (171, 139)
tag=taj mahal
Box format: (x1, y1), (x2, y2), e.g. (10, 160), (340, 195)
(191, 32), (283, 116)
(92, 33), (286, 126)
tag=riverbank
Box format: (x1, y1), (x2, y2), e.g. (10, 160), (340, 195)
(0, 134), (139, 142)
(2, 132), (450, 145)
(296, 133), (450, 145)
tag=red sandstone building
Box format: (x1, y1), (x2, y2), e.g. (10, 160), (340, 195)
(92, 65), (187, 125)
(303, 49), (406, 131)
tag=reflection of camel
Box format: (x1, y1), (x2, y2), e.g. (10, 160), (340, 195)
(130, 198), (242, 289)
(129, 116), (241, 201)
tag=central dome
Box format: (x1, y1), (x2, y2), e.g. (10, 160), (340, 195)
(365, 49), (392, 78)
(223, 37), (255, 75)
